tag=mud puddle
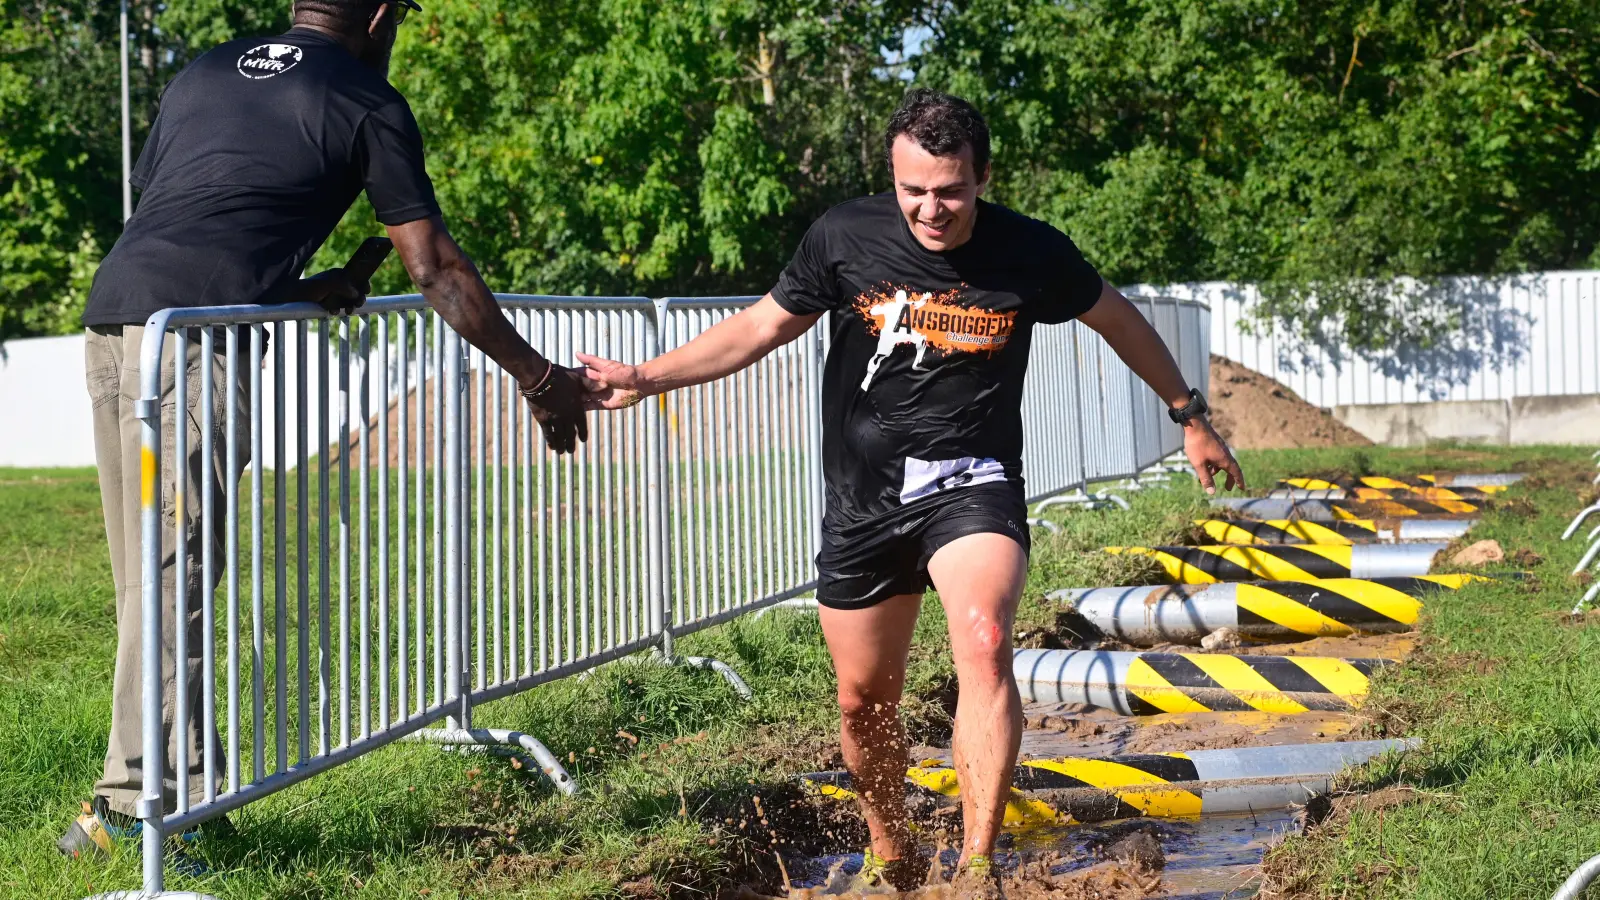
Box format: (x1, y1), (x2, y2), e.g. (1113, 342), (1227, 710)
(1011, 811), (1294, 898)
(774, 810), (1291, 898)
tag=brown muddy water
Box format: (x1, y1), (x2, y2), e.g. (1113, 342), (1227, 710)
(775, 809), (1290, 898)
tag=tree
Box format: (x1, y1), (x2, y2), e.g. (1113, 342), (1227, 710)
(1, 0), (1596, 355)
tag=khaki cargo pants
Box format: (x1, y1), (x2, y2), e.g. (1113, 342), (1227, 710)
(85, 324), (249, 817)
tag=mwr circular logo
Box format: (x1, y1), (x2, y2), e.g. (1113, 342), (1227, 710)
(237, 43), (303, 79)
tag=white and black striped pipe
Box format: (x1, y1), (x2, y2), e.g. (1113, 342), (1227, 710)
(1046, 576), (1475, 644)
(1212, 497), (1480, 525)
(1424, 473), (1524, 487)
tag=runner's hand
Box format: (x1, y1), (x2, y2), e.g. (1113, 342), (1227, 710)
(575, 352), (650, 410)
(294, 268), (370, 316)
(521, 366), (593, 454)
(1183, 418), (1245, 495)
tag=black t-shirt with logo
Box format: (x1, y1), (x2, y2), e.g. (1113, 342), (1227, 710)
(83, 29), (440, 326)
(770, 193), (1104, 531)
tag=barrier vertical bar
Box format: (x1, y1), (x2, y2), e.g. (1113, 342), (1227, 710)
(432, 315), (443, 706)
(274, 322), (288, 770)
(492, 348), (504, 683)
(173, 330), (189, 815)
(475, 347), (487, 690)
(317, 323), (331, 754)
(445, 327), (464, 729)
(337, 321), (351, 748)
(227, 327), (242, 787)
(295, 323), (309, 761)
(396, 314), (410, 720)
(646, 304), (667, 647)
(202, 327), (219, 800)
(251, 326), (265, 782)
(137, 324), (168, 891)
(414, 314), (425, 714)
(378, 314), (391, 731)
(358, 319), (372, 740)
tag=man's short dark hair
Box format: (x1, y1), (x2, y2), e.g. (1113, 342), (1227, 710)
(293, 0), (381, 30)
(883, 89), (991, 180)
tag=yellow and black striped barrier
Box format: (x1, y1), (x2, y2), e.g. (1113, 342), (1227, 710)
(1014, 648), (1389, 714)
(1053, 574), (1487, 644)
(800, 739), (1411, 828)
(1335, 497), (1484, 517)
(1105, 542), (1444, 583)
(1279, 478), (1500, 502)
(1194, 518), (1473, 545)
(1290, 475), (1513, 495)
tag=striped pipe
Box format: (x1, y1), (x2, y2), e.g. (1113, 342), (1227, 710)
(800, 739), (1413, 828)
(1278, 479), (1499, 501)
(1262, 491), (1486, 515)
(1214, 497), (1483, 521)
(1104, 542), (1446, 583)
(1417, 473), (1525, 488)
(1286, 474), (1510, 493)
(1013, 648), (1388, 714)
(1050, 575), (1486, 644)
(1195, 518), (1473, 545)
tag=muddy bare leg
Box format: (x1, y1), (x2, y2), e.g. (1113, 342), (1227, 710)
(929, 532), (1027, 865)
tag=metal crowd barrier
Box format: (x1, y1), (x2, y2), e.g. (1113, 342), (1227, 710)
(1025, 295), (1209, 515)
(125, 291), (1207, 893)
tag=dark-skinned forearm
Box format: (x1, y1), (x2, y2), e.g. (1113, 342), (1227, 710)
(417, 258), (548, 385)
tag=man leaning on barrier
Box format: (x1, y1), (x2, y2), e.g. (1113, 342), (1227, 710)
(62, 0), (592, 861)
(580, 89), (1246, 894)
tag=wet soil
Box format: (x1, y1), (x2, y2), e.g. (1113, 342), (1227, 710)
(1228, 633), (1415, 660)
(993, 707), (1360, 760)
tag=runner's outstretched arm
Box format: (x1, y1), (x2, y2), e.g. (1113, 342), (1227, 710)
(1078, 279), (1247, 494)
(577, 295), (821, 409)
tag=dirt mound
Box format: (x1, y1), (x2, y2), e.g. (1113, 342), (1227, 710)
(1208, 355), (1372, 450)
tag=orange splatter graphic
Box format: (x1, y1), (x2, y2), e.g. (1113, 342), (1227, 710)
(851, 285), (1016, 357)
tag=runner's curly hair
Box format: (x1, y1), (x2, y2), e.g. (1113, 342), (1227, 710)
(883, 89), (991, 179)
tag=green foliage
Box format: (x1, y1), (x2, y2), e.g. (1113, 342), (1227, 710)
(1, 0), (1596, 349)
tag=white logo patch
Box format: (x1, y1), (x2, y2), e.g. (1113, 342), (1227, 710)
(237, 43), (303, 79)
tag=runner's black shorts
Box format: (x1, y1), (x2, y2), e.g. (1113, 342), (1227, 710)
(814, 483), (1031, 610)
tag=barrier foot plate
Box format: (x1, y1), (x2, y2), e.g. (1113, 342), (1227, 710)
(408, 728), (577, 796)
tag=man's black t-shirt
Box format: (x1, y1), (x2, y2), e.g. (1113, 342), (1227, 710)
(770, 193), (1103, 531)
(83, 29), (441, 326)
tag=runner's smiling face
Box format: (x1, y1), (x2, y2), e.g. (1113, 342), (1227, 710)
(890, 134), (988, 253)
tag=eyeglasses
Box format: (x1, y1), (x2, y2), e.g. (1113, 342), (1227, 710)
(382, 0), (422, 25)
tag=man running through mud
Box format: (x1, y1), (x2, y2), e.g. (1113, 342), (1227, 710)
(579, 89), (1245, 893)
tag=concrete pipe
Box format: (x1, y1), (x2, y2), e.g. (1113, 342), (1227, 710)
(1195, 518), (1473, 545)
(1216, 497), (1483, 521)
(1261, 491), (1486, 516)
(1012, 647), (1389, 714)
(800, 739), (1414, 829)
(1050, 574), (1485, 645)
(1103, 542), (1447, 583)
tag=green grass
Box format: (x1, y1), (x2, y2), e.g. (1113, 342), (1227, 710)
(5, 444), (1591, 898)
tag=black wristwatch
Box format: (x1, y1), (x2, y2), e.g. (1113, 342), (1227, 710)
(1167, 389), (1209, 424)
